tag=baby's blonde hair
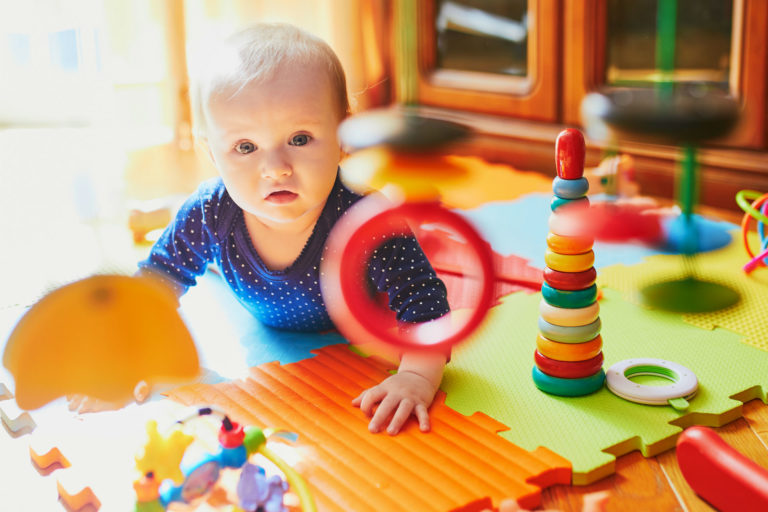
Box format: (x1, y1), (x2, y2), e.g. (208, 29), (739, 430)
(189, 23), (350, 138)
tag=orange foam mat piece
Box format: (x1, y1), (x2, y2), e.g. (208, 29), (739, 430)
(57, 471), (101, 511)
(438, 156), (553, 210)
(28, 431), (72, 470)
(166, 344), (571, 511)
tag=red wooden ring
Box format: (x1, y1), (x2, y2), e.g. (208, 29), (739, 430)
(543, 267), (597, 291)
(321, 195), (495, 352)
(534, 350), (604, 379)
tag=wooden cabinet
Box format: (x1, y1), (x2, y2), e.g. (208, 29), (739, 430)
(383, 0), (768, 212)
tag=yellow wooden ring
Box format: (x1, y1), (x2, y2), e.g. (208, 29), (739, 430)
(546, 232), (594, 255)
(544, 249), (595, 273)
(539, 299), (600, 326)
(536, 334), (603, 362)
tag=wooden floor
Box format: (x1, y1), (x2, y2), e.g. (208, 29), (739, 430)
(539, 399), (768, 511)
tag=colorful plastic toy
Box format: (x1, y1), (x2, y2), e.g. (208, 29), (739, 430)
(133, 407), (314, 511)
(322, 110), (495, 352)
(677, 425), (768, 512)
(2, 274), (200, 410)
(736, 190), (768, 273)
(605, 358), (697, 411)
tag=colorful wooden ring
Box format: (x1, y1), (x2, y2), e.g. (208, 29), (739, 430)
(539, 299), (600, 326)
(535, 350), (604, 379)
(532, 366), (605, 396)
(553, 177), (589, 199)
(536, 334), (602, 362)
(548, 211), (588, 237)
(551, 196), (590, 213)
(543, 266), (597, 290)
(555, 128), (586, 180)
(546, 233), (594, 255)
(538, 317), (601, 343)
(544, 249), (595, 273)
(542, 283), (597, 309)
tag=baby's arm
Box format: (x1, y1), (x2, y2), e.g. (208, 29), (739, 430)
(352, 350), (446, 435)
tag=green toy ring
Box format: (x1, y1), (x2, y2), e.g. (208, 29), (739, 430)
(736, 190), (768, 226)
(532, 366), (605, 396)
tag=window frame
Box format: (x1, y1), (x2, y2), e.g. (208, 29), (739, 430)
(394, 0), (560, 122)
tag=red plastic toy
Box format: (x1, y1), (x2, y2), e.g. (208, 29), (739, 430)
(676, 425), (768, 512)
(321, 194), (495, 353)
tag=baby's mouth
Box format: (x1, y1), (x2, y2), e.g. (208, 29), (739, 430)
(265, 190), (298, 203)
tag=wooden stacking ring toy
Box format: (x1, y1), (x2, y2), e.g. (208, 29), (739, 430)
(321, 194), (495, 352)
(538, 317), (601, 343)
(536, 334), (602, 362)
(535, 350), (604, 379)
(551, 196), (590, 212)
(606, 358), (698, 410)
(542, 283), (598, 309)
(552, 177), (589, 199)
(544, 249), (595, 273)
(543, 266), (596, 290)
(546, 233), (594, 255)
(539, 300), (600, 326)
(532, 366), (605, 396)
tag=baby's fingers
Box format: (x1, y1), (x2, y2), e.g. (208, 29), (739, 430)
(354, 386), (387, 417)
(368, 395), (399, 433)
(414, 403), (431, 432)
(386, 399), (415, 435)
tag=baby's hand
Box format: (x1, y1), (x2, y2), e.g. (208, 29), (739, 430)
(352, 370), (439, 435)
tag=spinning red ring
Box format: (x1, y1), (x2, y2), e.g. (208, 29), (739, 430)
(321, 195), (495, 352)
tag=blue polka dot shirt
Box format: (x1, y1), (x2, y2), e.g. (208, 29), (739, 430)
(138, 175), (450, 331)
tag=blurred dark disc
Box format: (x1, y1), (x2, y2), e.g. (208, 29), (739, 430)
(582, 85), (740, 143)
(641, 277), (740, 313)
(338, 109), (471, 151)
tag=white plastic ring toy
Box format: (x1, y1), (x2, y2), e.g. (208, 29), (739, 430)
(606, 358), (698, 411)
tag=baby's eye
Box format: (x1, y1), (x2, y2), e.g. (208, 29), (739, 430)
(235, 141), (256, 154)
(290, 134), (311, 146)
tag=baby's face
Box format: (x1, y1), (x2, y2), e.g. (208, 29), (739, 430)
(204, 62), (343, 228)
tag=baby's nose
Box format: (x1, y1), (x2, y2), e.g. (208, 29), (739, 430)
(260, 153), (292, 178)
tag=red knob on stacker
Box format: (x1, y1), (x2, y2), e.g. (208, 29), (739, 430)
(555, 129), (585, 180)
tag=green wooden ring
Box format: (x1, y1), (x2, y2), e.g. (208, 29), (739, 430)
(542, 283), (598, 309)
(532, 366), (605, 396)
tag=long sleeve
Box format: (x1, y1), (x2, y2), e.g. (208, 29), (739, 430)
(137, 180), (222, 295)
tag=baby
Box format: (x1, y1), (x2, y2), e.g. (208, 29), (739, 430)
(137, 23), (450, 435)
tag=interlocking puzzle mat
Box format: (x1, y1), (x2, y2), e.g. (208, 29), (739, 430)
(599, 229), (768, 351)
(441, 287), (768, 485)
(165, 344), (572, 511)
